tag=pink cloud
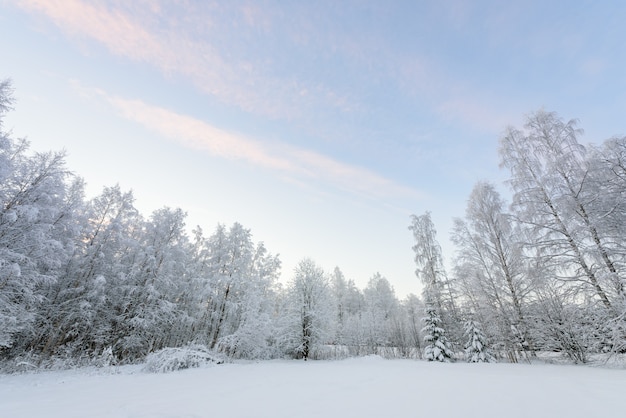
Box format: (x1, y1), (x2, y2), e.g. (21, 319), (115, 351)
(101, 92), (420, 201)
(107, 95), (300, 173)
(15, 0), (352, 121)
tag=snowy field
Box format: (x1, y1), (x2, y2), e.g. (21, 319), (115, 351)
(1, 356), (624, 418)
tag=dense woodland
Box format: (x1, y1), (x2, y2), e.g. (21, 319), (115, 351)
(1, 79), (625, 369)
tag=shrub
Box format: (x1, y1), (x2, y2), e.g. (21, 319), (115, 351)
(142, 345), (224, 373)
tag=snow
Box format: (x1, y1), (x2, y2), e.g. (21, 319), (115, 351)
(1, 356), (624, 418)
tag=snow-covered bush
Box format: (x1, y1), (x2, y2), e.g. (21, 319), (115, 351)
(142, 345), (224, 373)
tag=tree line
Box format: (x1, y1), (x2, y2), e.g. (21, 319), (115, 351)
(1, 79), (625, 368)
(411, 110), (626, 363)
(0, 80), (424, 367)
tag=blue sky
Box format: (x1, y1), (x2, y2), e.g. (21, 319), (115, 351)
(2, 0), (625, 297)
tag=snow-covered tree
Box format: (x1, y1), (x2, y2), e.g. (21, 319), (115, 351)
(330, 267), (348, 344)
(362, 273), (400, 349)
(500, 110), (622, 309)
(586, 138), (626, 307)
(280, 259), (335, 360)
(451, 182), (534, 360)
(0, 80), (76, 352)
(215, 240), (281, 359)
(330, 271), (365, 349)
(401, 294), (423, 357)
(410, 213), (450, 308)
(463, 319), (494, 363)
(179, 222), (280, 358)
(33, 184), (141, 360)
(422, 306), (454, 362)
(410, 212), (461, 345)
(112, 207), (190, 359)
(205, 223), (253, 348)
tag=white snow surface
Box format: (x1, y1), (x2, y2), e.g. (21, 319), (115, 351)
(1, 356), (624, 418)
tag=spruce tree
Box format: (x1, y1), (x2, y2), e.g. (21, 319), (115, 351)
(464, 319), (495, 363)
(422, 306), (454, 362)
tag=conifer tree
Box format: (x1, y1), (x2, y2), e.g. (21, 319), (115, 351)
(463, 319), (495, 363)
(422, 306), (454, 362)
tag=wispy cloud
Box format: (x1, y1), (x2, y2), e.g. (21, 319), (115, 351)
(18, 0), (170, 65)
(16, 0), (512, 143)
(16, 0), (352, 121)
(96, 89), (421, 201)
(108, 95), (300, 173)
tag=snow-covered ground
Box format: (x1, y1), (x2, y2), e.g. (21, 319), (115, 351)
(1, 356), (624, 418)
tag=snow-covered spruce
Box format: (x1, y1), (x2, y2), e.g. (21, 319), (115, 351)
(464, 319), (495, 363)
(421, 307), (454, 362)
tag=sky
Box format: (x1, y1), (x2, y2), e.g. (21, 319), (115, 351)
(1, 0), (626, 297)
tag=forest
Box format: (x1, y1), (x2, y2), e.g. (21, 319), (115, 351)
(1, 78), (625, 370)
